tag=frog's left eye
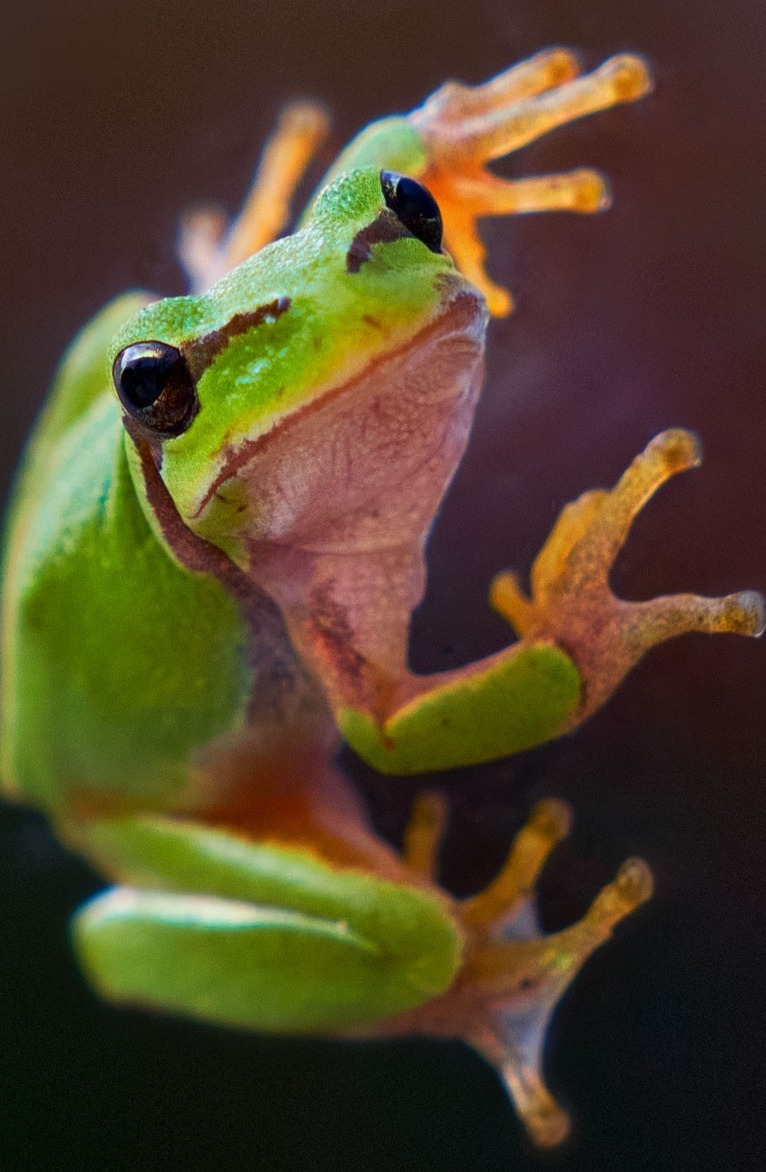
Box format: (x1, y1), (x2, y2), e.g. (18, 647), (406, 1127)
(113, 342), (198, 437)
(380, 171), (443, 253)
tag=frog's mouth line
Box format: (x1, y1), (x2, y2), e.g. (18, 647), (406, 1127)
(189, 281), (487, 525)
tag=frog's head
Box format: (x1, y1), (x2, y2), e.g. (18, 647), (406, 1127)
(109, 168), (488, 568)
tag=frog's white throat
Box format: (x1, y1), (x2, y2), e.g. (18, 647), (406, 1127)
(206, 288), (486, 567)
(228, 288), (487, 678)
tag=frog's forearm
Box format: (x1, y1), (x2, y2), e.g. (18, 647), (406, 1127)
(339, 641), (581, 775)
(317, 117), (429, 192)
(278, 431), (762, 778)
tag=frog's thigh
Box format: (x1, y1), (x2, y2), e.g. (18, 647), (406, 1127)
(75, 888), (426, 1032)
(73, 816), (460, 1032)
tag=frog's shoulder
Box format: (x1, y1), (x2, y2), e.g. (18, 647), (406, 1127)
(0, 358), (252, 815)
(41, 293), (153, 449)
(5, 292), (151, 538)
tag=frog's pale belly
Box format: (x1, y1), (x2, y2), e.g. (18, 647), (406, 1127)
(7, 47), (764, 1155)
(239, 288), (487, 677)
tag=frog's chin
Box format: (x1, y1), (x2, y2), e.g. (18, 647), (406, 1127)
(190, 285), (487, 563)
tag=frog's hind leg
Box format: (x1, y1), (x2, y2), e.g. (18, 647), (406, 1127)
(460, 799), (571, 932)
(466, 852), (653, 1147)
(409, 53), (652, 314)
(385, 798), (653, 1148)
(402, 792), (448, 879)
(178, 101), (329, 292)
(72, 813), (461, 1034)
(491, 429), (765, 724)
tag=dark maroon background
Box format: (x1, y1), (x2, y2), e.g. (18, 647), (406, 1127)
(1, 1), (764, 1169)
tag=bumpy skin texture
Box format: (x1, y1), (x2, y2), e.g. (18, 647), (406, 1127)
(1, 52), (762, 1147)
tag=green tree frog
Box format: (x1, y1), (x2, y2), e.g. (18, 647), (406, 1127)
(2, 50), (763, 1146)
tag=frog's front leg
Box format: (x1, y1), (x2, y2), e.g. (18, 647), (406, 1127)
(412, 51), (652, 315)
(187, 51), (651, 303)
(489, 429), (765, 725)
(284, 431), (763, 775)
(329, 50), (653, 314)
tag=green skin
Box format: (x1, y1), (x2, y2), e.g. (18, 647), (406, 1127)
(6, 61), (762, 1146)
(0, 111), (582, 1028)
(0, 111), (636, 1031)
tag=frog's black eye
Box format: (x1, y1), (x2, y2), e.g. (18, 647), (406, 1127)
(113, 342), (198, 437)
(380, 171), (443, 253)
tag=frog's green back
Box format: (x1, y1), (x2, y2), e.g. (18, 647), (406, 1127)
(0, 298), (252, 815)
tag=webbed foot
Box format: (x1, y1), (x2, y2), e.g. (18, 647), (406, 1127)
(490, 429), (765, 726)
(390, 795), (653, 1146)
(410, 51), (652, 314)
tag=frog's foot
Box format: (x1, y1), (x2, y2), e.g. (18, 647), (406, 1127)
(409, 50), (652, 314)
(490, 429), (765, 726)
(178, 101), (330, 292)
(390, 796), (653, 1147)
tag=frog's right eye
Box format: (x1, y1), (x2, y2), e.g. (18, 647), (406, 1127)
(113, 342), (198, 437)
(380, 171), (443, 253)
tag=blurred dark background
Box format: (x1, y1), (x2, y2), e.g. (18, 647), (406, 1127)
(1, 1), (764, 1169)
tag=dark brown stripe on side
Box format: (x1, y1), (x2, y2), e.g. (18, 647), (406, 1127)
(128, 431), (327, 732)
(183, 296), (291, 380)
(191, 286), (485, 520)
(346, 210), (409, 273)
